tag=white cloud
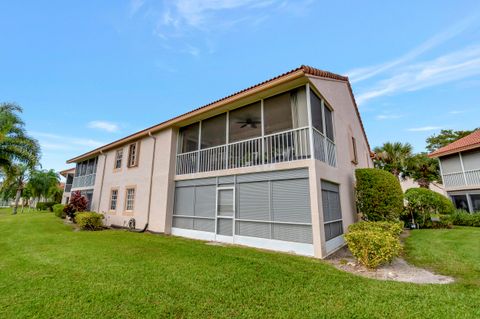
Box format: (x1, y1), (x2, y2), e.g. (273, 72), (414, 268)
(407, 126), (443, 132)
(347, 15), (477, 83)
(356, 46), (480, 105)
(87, 120), (120, 133)
(375, 114), (403, 120)
(130, 0), (145, 15)
(449, 110), (465, 115)
(31, 131), (105, 150)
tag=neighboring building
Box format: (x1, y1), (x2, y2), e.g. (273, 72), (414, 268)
(400, 178), (445, 195)
(429, 129), (480, 213)
(66, 65), (373, 258)
(59, 168), (75, 205)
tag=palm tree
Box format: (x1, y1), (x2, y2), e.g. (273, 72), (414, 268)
(0, 103), (40, 171)
(28, 169), (60, 203)
(373, 142), (413, 179)
(1, 164), (30, 214)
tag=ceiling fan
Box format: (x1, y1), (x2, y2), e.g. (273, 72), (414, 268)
(236, 118), (261, 128)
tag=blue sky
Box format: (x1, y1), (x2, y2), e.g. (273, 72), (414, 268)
(1, 0), (480, 172)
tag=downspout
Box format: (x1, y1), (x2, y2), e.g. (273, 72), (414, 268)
(97, 150), (107, 213)
(139, 131), (157, 232)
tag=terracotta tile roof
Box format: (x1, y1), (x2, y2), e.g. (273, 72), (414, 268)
(429, 129), (480, 158)
(67, 65), (368, 163)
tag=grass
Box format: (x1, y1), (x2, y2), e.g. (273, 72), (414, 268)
(0, 208), (479, 318)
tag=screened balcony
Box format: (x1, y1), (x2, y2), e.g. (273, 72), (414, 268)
(176, 85), (336, 175)
(72, 157), (98, 189)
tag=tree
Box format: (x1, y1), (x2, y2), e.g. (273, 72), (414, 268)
(27, 169), (60, 202)
(406, 153), (440, 188)
(0, 164), (30, 214)
(0, 103), (40, 171)
(426, 129), (476, 153)
(373, 142), (413, 179)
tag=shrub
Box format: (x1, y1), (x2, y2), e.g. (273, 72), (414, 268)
(64, 191), (88, 219)
(355, 169), (404, 221)
(348, 221), (404, 237)
(431, 217), (453, 229)
(53, 204), (66, 218)
(404, 188), (455, 228)
(75, 212), (104, 230)
(36, 201), (58, 212)
(445, 210), (480, 227)
(345, 228), (401, 269)
(36, 202), (47, 211)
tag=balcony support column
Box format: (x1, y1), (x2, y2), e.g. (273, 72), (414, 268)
(306, 83), (315, 159)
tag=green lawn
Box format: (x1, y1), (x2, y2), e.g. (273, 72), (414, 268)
(0, 208), (479, 318)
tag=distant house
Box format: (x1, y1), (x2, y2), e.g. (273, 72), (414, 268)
(59, 168), (75, 205)
(429, 129), (480, 213)
(65, 65), (373, 258)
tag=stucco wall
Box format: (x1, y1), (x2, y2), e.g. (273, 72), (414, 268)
(308, 77), (373, 255)
(93, 128), (176, 232)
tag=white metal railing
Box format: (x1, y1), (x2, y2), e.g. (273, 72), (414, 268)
(443, 169), (480, 188)
(313, 128), (336, 167)
(176, 127), (312, 175)
(72, 174), (96, 189)
(465, 169), (480, 186)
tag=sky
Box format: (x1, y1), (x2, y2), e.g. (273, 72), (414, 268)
(1, 0), (480, 173)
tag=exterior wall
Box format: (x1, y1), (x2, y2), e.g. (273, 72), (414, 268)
(93, 128), (176, 232)
(308, 77), (372, 256)
(400, 178), (446, 195)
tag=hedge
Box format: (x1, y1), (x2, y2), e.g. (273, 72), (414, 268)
(442, 210), (480, 227)
(355, 169), (404, 221)
(345, 221), (402, 269)
(53, 204), (66, 219)
(75, 212), (104, 230)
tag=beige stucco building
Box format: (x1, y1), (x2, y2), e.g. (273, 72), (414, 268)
(66, 65), (373, 258)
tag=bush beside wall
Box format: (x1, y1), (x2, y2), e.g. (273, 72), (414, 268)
(75, 212), (104, 230)
(345, 221), (402, 269)
(442, 210), (480, 227)
(355, 169), (404, 221)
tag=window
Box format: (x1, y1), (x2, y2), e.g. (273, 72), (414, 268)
(229, 102), (261, 143)
(110, 189), (118, 211)
(310, 92), (323, 132)
(201, 113), (226, 149)
(125, 188), (135, 211)
(114, 149), (123, 169)
(470, 194), (480, 212)
(451, 195), (469, 212)
(127, 142), (140, 167)
(324, 106), (334, 141)
(321, 181), (343, 241)
(351, 137), (358, 164)
(179, 123), (199, 153)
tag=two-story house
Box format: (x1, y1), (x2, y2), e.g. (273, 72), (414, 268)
(66, 65), (372, 258)
(60, 168), (75, 205)
(429, 129), (480, 213)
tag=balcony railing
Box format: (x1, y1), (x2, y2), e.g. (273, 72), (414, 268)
(176, 127), (336, 175)
(313, 128), (336, 167)
(72, 174), (96, 189)
(443, 169), (480, 188)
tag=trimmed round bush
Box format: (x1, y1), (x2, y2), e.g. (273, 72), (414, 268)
(345, 229), (401, 269)
(348, 221), (404, 237)
(355, 169), (404, 221)
(75, 212), (104, 230)
(405, 188), (455, 228)
(53, 204), (66, 219)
